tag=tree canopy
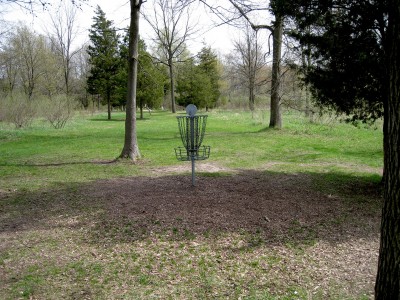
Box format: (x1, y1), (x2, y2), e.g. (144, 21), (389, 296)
(87, 5), (121, 120)
(283, 0), (388, 123)
(176, 47), (220, 110)
(118, 34), (165, 118)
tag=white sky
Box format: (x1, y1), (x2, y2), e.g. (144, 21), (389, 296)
(1, 0), (243, 56)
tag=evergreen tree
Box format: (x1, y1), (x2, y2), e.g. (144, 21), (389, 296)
(197, 46), (221, 110)
(87, 6), (121, 120)
(136, 41), (165, 119)
(283, 1), (400, 296)
(176, 58), (213, 109)
(282, 0), (387, 124)
(117, 31), (165, 119)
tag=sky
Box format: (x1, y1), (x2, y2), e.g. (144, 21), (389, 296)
(1, 0), (242, 56)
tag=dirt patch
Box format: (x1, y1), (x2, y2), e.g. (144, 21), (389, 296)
(152, 161), (232, 175)
(78, 170), (380, 297)
(81, 171), (380, 242)
(0, 170), (382, 298)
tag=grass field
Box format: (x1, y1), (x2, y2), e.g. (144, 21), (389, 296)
(0, 109), (383, 299)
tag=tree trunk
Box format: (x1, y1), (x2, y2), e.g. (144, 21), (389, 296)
(168, 58), (176, 113)
(119, 0), (141, 161)
(301, 44), (312, 121)
(249, 84), (255, 112)
(375, 0), (400, 297)
(269, 14), (283, 129)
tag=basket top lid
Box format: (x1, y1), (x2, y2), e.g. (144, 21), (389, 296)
(186, 104), (197, 117)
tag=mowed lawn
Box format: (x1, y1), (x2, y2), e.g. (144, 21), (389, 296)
(0, 110), (383, 299)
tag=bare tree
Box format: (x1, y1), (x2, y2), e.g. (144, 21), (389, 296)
(10, 25), (47, 100)
(70, 44), (91, 107)
(231, 23), (266, 112)
(119, 0), (143, 161)
(0, 45), (18, 95)
(226, 0), (283, 128)
(143, 0), (198, 113)
(183, 0), (283, 128)
(47, 0), (80, 95)
(0, 0), (86, 10)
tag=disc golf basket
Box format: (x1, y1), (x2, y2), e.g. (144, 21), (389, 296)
(175, 104), (210, 186)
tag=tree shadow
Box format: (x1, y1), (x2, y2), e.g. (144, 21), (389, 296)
(0, 159), (118, 167)
(89, 118), (125, 122)
(0, 170), (382, 248)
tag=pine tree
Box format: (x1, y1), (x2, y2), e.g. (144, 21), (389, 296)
(197, 47), (221, 110)
(117, 33), (165, 119)
(87, 6), (121, 120)
(176, 58), (213, 109)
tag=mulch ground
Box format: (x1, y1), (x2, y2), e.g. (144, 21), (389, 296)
(0, 166), (382, 298)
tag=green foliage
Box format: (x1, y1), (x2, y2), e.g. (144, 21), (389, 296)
(176, 58), (213, 109)
(116, 32), (166, 116)
(197, 47), (221, 108)
(176, 47), (221, 109)
(284, 0), (387, 123)
(87, 6), (121, 111)
(136, 41), (165, 115)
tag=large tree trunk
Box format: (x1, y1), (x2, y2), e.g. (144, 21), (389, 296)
(119, 0), (141, 160)
(375, 0), (400, 297)
(168, 57), (176, 113)
(269, 14), (283, 129)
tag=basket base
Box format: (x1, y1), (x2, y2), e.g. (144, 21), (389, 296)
(174, 146), (210, 161)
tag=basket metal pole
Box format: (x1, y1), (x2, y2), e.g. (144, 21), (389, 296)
(191, 157), (195, 186)
(175, 105), (210, 186)
(190, 116), (196, 186)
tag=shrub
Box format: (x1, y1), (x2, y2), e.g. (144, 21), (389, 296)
(0, 93), (37, 128)
(40, 95), (76, 129)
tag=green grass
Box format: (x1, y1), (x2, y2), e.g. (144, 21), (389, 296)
(0, 109), (382, 191)
(0, 109), (383, 299)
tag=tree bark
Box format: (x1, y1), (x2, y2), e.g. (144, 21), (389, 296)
(168, 57), (176, 113)
(269, 14), (283, 129)
(375, 0), (400, 297)
(249, 76), (255, 112)
(119, 0), (141, 160)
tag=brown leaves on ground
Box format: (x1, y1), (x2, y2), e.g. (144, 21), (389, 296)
(0, 167), (382, 298)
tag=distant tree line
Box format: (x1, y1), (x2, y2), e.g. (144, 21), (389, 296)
(0, 1), (309, 128)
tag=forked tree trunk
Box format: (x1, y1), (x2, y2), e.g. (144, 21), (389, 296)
(119, 0), (141, 160)
(375, 0), (400, 297)
(269, 14), (283, 129)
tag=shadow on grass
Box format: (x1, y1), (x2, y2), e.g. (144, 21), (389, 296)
(0, 169), (382, 248)
(0, 160), (119, 167)
(89, 118), (126, 122)
(89, 117), (154, 122)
